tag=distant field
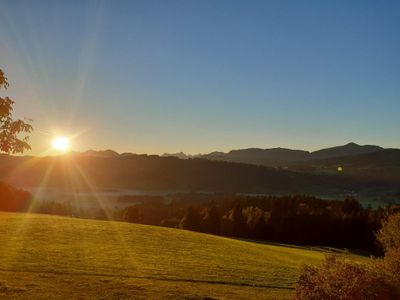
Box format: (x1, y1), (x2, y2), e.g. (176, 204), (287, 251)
(0, 213), (365, 299)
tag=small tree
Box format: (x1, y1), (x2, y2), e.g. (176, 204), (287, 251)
(243, 206), (266, 238)
(201, 205), (221, 234)
(0, 69), (33, 154)
(229, 204), (247, 237)
(376, 212), (400, 283)
(179, 207), (202, 232)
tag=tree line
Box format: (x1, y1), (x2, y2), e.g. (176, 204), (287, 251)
(119, 195), (390, 253)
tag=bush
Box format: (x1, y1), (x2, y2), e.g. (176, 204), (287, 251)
(0, 182), (32, 212)
(376, 212), (400, 283)
(160, 218), (180, 228)
(294, 255), (398, 300)
(34, 201), (72, 216)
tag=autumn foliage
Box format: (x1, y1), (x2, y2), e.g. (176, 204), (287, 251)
(0, 69), (33, 154)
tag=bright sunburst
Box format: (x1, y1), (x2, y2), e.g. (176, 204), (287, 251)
(51, 136), (70, 151)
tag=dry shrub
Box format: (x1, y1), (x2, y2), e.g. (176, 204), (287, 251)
(376, 212), (400, 283)
(294, 254), (399, 300)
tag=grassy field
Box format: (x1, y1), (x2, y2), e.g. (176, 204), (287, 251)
(0, 212), (365, 299)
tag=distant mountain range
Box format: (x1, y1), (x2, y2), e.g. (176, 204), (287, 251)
(163, 143), (388, 166)
(71, 143), (390, 164)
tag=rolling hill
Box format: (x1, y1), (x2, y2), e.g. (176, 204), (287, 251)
(0, 150), (398, 202)
(290, 149), (400, 183)
(0, 153), (348, 194)
(310, 142), (383, 160)
(0, 212), (365, 299)
(162, 143), (400, 201)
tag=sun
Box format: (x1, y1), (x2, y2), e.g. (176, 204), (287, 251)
(51, 136), (70, 151)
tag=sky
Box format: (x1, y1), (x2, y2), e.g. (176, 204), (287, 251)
(0, 0), (399, 155)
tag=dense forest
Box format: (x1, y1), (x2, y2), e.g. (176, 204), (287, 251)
(116, 195), (391, 253)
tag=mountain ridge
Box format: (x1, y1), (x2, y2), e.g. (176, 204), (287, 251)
(62, 142), (390, 163)
(163, 142), (387, 165)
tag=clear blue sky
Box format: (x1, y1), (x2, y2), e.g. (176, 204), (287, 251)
(0, 0), (399, 155)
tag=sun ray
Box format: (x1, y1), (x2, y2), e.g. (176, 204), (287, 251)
(66, 159), (131, 259)
(0, 158), (56, 267)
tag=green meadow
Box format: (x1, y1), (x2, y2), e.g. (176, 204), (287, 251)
(0, 212), (365, 299)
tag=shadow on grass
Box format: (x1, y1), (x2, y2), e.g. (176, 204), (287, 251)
(0, 269), (294, 291)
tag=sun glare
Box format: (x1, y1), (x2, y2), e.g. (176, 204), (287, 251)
(51, 136), (70, 152)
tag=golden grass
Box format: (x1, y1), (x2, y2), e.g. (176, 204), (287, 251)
(0, 212), (365, 299)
